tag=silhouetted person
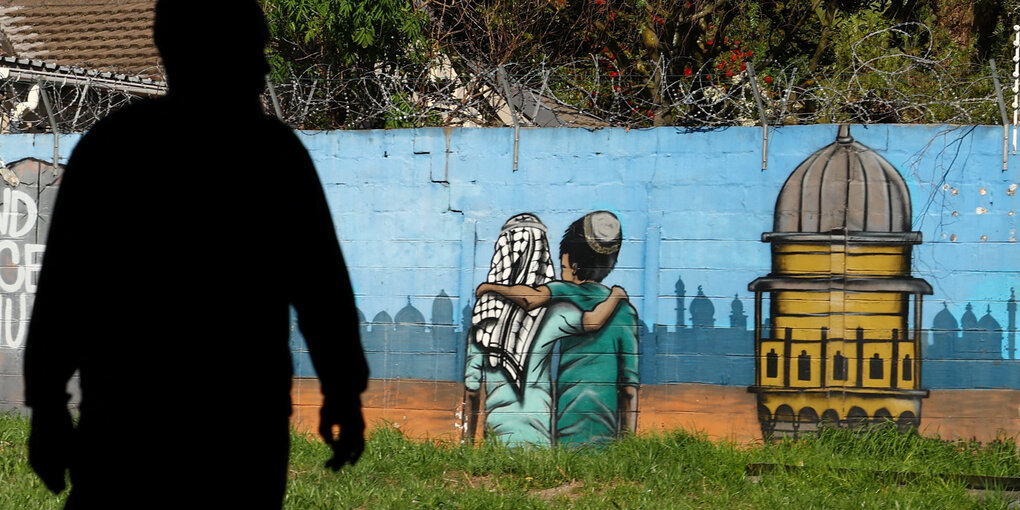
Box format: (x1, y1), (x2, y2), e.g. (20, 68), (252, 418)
(23, 2), (368, 508)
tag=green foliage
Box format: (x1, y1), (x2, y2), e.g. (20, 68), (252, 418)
(251, 0), (1014, 128)
(260, 0), (432, 129)
(261, 0), (428, 69)
(425, 0), (1010, 126)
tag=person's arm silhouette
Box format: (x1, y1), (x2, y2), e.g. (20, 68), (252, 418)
(287, 137), (369, 470)
(23, 123), (98, 494)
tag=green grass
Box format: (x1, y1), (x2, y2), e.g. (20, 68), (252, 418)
(2, 414), (1019, 509)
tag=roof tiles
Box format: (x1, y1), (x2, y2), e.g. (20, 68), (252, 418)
(0, 0), (161, 78)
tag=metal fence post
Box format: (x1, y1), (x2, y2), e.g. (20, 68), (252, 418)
(36, 79), (60, 177)
(497, 66), (520, 172)
(990, 59), (1009, 172)
(746, 62), (769, 171)
(266, 76), (284, 120)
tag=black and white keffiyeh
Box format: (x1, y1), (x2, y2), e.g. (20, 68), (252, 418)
(471, 213), (555, 389)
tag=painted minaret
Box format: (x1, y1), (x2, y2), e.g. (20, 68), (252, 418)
(675, 275), (686, 329)
(748, 125), (933, 438)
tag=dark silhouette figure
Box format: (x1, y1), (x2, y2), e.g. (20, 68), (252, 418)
(22, 2), (368, 508)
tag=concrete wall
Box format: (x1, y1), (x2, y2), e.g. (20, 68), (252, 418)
(1, 125), (1017, 444)
(0, 134), (75, 411)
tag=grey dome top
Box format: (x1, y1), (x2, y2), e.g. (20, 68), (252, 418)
(774, 125), (913, 233)
(978, 306), (1002, 331)
(432, 290), (453, 325)
(961, 303), (978, 330)
(689, 285), (715, 327)
(932, 303), (958, 331)
(395, 297), (426, 325)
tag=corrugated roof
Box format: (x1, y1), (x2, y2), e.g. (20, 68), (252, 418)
(0, 0), (161, 79)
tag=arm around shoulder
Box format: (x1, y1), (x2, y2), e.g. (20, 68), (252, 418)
(476, 283), (551, 311)
(581, 286), (629, 332)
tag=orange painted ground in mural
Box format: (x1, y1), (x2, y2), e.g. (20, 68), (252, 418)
(922, 389), (1020, 442)
(292, 379), (764, 442)
(637, 384), (762, 443)
(291, 379), (1020, 444)
(292, 378), (467, 441)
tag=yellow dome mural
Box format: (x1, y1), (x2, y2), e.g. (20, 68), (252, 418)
(748, 125), (933, 438)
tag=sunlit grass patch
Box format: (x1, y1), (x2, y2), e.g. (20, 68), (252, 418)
(2, 414), (1017, 509)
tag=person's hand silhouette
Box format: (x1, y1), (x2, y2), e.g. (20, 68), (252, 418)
(320, 396), (365, 471)
(28, 406), (73, 493)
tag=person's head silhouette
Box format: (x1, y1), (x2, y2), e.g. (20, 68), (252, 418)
(153, 1), (270, 104)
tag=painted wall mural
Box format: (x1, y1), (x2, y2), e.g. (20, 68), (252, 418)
(0, 158), (55, 350)
(0, 156), (61, 408)
(0, 126), (1016, 446)
(464, 212), (640, 447)
(283, 124), (1018, 444)
(748, 125), (932, 438)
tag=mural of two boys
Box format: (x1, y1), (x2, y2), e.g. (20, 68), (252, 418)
(23, 2), (367, 508)
(465, 211), (640, 447)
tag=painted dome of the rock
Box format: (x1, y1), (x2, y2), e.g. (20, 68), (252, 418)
(773, 125), (912, 234)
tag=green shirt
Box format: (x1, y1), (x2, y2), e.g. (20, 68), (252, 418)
(547, 281), (640, 447)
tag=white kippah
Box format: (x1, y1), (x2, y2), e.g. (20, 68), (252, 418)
(583, 211), (621, 255)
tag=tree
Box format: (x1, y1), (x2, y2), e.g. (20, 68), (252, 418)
(260, 0), (430, 127)
(259, 0), (1018, 128)
(428, 0), (1014, 125)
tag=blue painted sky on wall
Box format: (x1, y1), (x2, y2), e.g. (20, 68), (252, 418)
(277, 124), (1019, 390)
(298, 125), (1016, 338)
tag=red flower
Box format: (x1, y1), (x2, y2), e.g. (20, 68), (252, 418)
(725, 70), (733, 77)
(609, 71), (619, 77)
(746, 50), (753, 57)
(684, 67), (693, 76)
(730, 54), (737, 62)
(595, 0), (605, 4)
(764, 76), (773, 84)
(706, 39), (714, 46)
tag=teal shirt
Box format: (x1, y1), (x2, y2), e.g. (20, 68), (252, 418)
(547, 281), (640, 447)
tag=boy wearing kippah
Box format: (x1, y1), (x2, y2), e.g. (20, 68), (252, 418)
(475, 211), (639, 446)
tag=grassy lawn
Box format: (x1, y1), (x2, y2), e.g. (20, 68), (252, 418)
(2, 414), (1019, 509)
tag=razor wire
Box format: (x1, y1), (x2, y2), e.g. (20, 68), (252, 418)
(263, 58), (998, 130)
(0, 25), (1006, 133)
(0, 65), (165, 134)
